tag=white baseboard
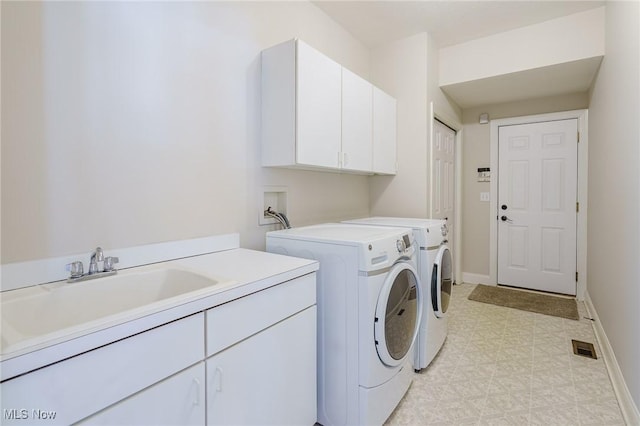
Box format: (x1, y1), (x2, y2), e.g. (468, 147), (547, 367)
(460, 272), (492, 285)
(584, 291), (640, 425)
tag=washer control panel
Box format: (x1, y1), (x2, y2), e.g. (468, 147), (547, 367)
(396, 234), (413, 254)
(361, 231), (417, 271)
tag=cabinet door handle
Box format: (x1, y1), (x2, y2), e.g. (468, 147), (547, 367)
(214, 367), (223, 392)
(343, 152), (349, 167)
(193, 378), (201, 406)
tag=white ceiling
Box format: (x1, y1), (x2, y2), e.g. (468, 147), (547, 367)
(313, 1), (605, 108)
(313, 1), (605, 49)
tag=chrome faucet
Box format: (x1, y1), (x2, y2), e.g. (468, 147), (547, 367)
(66, 247), (119, 282)
(89, 247), (104, 274)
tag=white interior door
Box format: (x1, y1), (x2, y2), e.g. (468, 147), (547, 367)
(498, 119), (578, 295)
(431, 119), (456, 280)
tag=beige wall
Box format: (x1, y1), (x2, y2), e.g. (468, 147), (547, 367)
(369, 33), (429, 217)
(1, 1), (372, 263)
(587, 0), (640, 410)
(427, 34), (462, 127)
(369, 33), (460, 220)
(461, 93), (589, 276)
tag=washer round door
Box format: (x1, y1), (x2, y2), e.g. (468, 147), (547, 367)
(431, 245), (452, 318)
(374, 261), (422, 367)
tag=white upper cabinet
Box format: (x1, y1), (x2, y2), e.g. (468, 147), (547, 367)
(372, 87), (397, 175)
(262, 39), (341, 170)
(262, 39), (396, 175)
(296, 41), (342, 169)
(341, 67), (373, 173)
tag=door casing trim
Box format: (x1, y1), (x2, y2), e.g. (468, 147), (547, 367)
(489, 109), (588, 300)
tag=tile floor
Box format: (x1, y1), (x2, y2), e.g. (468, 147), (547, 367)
(386, 283), (625, 426)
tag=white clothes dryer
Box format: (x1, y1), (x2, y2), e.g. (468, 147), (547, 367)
(266, 223), (423, 426)
(342, 217), (452, 371)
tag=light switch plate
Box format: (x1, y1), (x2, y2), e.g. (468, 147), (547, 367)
(480, 192), (490, 202)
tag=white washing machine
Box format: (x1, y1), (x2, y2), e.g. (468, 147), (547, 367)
(266, 223), (423, 426)
(342, 217), (452, 371)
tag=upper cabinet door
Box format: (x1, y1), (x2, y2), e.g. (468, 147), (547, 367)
(373, 87), (397, 175)
(296, 41), (342, 169)
(341, 68), (373, 172)
(262, 39), (396, 175)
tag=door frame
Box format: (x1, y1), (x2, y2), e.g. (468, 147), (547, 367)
(489, 110), (588, 300)
(429, 102), (463, 285)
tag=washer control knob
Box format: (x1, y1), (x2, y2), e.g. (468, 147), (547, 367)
(396, 239), (406, 253)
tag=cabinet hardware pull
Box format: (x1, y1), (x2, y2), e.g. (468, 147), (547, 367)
(215, 367), (223, 392)
(193, 378), (201, 406)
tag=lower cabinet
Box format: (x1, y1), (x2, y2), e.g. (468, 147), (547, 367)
(0, 313), (204, 426)
(206, 306), (317, 425)
(79, 363), (205, 425)
(0, 272), (317, 426)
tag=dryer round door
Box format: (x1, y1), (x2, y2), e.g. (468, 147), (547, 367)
(431, 245), (452, 318)
(374, 261), (422, 367)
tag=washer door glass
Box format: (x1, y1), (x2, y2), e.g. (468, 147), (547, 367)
(431, 246), (452, 318)
(374, 262), (422, 367)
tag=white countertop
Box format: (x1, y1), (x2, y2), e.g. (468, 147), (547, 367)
(1, 248), (318, 381)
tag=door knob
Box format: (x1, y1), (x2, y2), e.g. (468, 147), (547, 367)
(501, 205), (508, 210)
(501, 215), (513, 223)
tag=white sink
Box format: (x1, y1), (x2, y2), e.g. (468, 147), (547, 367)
(1, 267), (228, 355)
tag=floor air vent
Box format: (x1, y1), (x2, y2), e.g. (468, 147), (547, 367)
(572, 339), (597, 359)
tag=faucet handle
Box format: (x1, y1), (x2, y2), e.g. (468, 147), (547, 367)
(66, 261), (84, 278)
(104, 256), (119, 272)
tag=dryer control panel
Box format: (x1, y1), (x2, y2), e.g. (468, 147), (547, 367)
(441, 224), (448, 237)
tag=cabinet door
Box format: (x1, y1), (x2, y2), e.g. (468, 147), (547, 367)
(296, 40), (342, 169)
(0, 313), (204, 425)
(373, 87), (397, 175)
(342, 68), (373, 172)
(78, 363), (205, 425)
(207, 306), (317, 426)
(206, 273), (315, 357)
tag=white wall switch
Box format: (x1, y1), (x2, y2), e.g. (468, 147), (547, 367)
(480, 192), (490, 202)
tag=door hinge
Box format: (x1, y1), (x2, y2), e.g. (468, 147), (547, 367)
(576, 272), (579, 282)
(576, 202), (580, 213)
(577, 131), (580, 143)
